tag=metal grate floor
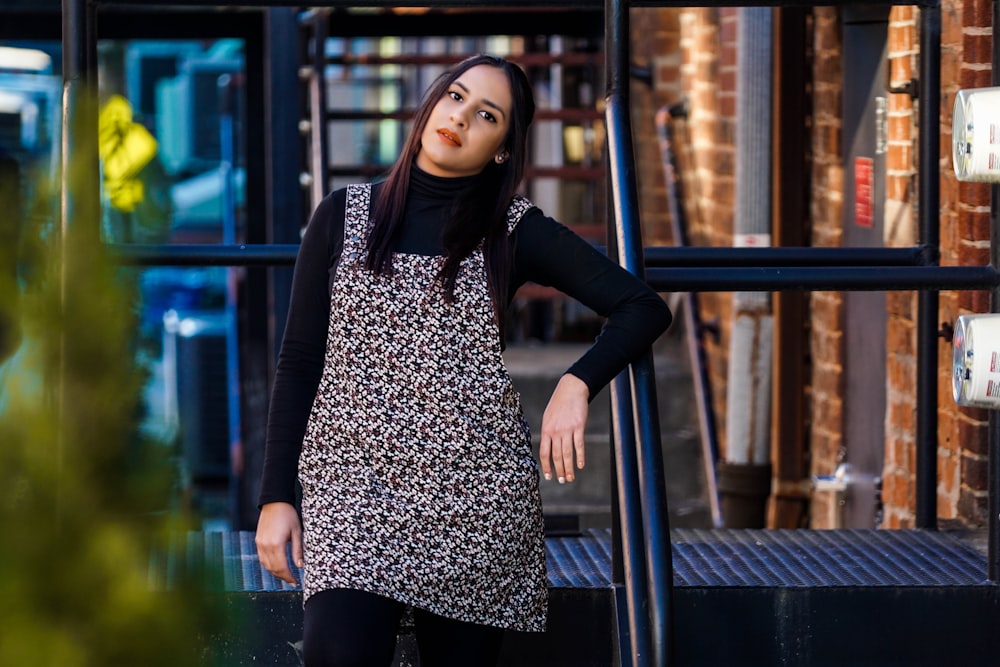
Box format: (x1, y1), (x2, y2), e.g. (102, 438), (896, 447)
(669, 528), (988, 587)
(151, 528), (990, 593)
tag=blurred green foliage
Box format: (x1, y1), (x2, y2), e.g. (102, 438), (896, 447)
(0, 116), (229, 666)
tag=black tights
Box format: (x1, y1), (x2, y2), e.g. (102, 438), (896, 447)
(302, 588), (505, 667)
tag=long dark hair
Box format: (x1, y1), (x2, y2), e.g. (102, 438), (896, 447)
(364, 54), (535, 333)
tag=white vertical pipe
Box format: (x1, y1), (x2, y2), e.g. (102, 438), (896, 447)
(725, 8), (774, 466)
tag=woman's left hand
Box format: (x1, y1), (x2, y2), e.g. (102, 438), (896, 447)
(539, 373), (589, 483)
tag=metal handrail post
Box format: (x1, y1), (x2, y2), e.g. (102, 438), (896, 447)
(611, 376), (654, 666)
(608, 92), (675, 667)
(59, 0), (100, 520)
(915, 1), (942, 529)
(630, 352), (676, 664)
(604, 0), (656, 663)
(988, 0), (1000, 583)
(606, 1), (674, 663)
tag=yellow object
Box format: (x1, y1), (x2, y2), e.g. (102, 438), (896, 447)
(98, 95), (158, 209)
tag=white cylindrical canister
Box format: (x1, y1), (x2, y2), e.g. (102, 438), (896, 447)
(952, 87), (1000, 183)
(953, 314), (1000, 408)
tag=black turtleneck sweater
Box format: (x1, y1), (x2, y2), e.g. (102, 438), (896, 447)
(258, 167), (672, 507)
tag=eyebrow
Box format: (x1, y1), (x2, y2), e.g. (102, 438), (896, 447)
(453, 80), (507, 120)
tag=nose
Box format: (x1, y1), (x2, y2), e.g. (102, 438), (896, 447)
(449, 106), (469, 128)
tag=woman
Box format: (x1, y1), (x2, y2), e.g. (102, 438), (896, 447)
(256, 54), (671, 666)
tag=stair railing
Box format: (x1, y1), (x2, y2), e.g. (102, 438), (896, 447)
(605, 2), (676, 666)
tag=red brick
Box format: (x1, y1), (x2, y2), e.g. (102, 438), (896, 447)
(937, 409), (957, 448)
(957, 180), (991, 210)
(957, 290), (993, 313)
(812, 362), (844, 396)
(939, 450), (959, 494)
(958, 488), (988, 523)
(962, 0), (993, 28)
(812, 392), (843, 432)
(972, 290), (990, 312)
(887, 319), (916, 354)
(961, 452), (988, 492)
(890, 399), (916, 434)
(957, 413), (989, 454)
(942, 44), (963, 83)
(957, 240), (989, 266)
(887, 356), (916, 393)
(886, 291), (916, 320)
(940, 171), (959, 210)
(962, 31), (993, 65)
(943, 7), (965, 48)
(884, 472), (912, 509)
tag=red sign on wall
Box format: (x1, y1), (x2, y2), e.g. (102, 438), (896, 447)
(854, 157), (874, 228)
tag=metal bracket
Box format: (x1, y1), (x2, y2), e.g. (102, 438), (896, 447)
(812, 463), (883, 528)
(888, 78), (920, 99)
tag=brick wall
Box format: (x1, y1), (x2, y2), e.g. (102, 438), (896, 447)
(882, 6), (920, 529)
(936, 0), (994, 526)
(673, 7), (739, 456)
(631, 7), (680, 247)
(628, 7), (739, 457)
(880, 0), (994, 529)
(807, 7), (846, 529)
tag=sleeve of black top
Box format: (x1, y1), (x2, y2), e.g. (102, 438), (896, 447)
(257, 189), (347, 507)
(511, 209), (673, 399)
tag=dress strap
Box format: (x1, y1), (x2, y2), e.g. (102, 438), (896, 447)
(506, 195), (535, 235)
(343, 183), (372, 261)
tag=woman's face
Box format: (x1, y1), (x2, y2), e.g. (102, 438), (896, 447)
(416, 64), (512, 178)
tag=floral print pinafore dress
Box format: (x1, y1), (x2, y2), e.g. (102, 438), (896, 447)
(298, 184), (547, 631)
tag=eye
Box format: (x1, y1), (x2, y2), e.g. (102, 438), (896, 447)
(448, 89), (463, 102)
(479, 110), (497, 123)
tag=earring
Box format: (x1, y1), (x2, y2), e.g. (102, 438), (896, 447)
(495, 153), (507, 164)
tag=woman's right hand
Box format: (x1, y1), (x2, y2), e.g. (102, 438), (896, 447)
(255, 502), (304, 586)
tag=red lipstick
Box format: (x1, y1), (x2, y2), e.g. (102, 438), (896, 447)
(437, 128), (461, 147)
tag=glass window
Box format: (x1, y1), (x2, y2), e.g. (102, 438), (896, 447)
(1, 37), (249, 529)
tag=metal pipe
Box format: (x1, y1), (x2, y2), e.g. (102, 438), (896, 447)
(646, 265), (1000, 292)
(607, 24), (674, 666)
(988, 0), (1000, 583)
(656, 106), (722, 526)
(306, 10), (330, 211)
(641, 246), (926, 267)
(98, 0), (941, 10)
(108, 244), (300, 266)
(61, 0), (100, 237)
(108, 244), (1000, 295)
(915, 2), (942, 530)
(60, 0), (99, 520)
(323, 52), (606, 67)
(726, 7), (774, 489)
(629, 353), (676, 666)
(604, 2), (652, 661)
(610, 375), (653, 666)
(606, 1), (673, 663)
(107, 243), (934, 269)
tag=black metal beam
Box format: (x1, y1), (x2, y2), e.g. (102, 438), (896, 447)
(988, 0), (1000, 585)
(641, 246), (925, 267)
(85, 0), (941, 9)
(109, 244), (299, 266)
(915, 3), (942, 531)
(107, 244), (1000, 292)
(647, 266), (1000, 292)
(322, 8), (604, 38)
